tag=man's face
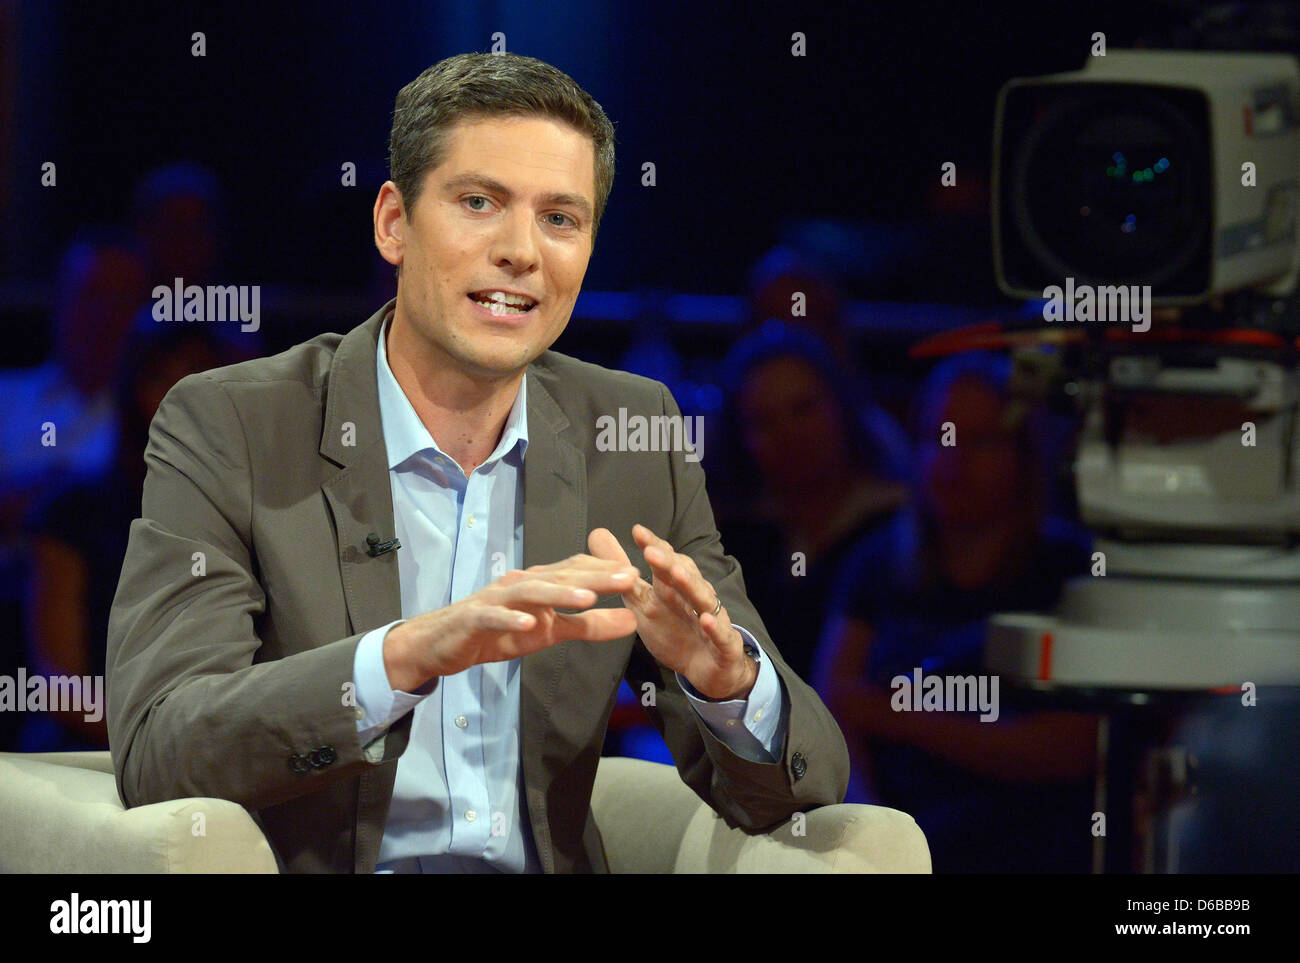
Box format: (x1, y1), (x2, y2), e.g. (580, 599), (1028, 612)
(388, 115), (596, 379)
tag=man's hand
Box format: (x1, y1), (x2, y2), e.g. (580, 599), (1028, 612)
(588, 524), (757, 701)
(382, 555), (641, 691)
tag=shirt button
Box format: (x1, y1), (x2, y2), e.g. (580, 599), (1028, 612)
(466, 514), (476, 528)
(755, 710), (764, 720)
(455, 714), (468, 729)
(465, 809), (478, 822)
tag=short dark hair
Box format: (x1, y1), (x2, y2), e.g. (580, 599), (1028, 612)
(388, 52), (617, 247)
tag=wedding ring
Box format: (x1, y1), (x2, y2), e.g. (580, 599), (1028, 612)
(693, 596), (722, 618)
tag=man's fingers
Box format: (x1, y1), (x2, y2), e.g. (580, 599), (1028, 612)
(470, 604), (536, 633)
(634, 525), (703, 581)
(556, 606), (638, 643)
(587, 527), (633, 566)
(640, 540), (714, 617)
(631, 523), (673, 556)
(529, 552), (636, 574)
(501, 581), (598, 611)
(696, 610), (735, 651)
(651, 575), (695, 618)
(514, 562), (639, 594)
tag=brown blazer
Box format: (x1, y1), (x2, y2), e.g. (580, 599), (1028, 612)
(106, 300), (850, 872)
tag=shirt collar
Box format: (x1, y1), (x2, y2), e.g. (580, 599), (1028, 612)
(375, 315), (529, 472)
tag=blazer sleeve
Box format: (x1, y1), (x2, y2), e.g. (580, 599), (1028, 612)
(106, 373), (413, 813)
(622, 382), (851, 831)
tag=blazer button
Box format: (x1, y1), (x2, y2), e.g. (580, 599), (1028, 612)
(310, 746), (336, 768)
(791, 751), (807, 782)
(288, 753), (311, 774)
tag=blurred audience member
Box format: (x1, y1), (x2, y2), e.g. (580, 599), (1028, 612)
(0, 229), (149, 533)
(129, 162), (263, 359)
(745, 245), (850, 357)
(714, 320), (908, 682)
(21, 326), (227, 750)
(813, 352), (1097, 872)
(131, 162), (222, 288)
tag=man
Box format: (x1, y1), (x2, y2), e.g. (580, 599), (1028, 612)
(107, 52), (849, 873)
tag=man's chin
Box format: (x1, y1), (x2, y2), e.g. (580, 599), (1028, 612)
(454, 347), (544, 380)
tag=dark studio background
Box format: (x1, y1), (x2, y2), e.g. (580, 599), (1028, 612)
(1, 0), (1296, 874)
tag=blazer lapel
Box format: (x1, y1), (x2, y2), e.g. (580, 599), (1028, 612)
(319, 304), (402, 642)
(520, 367), (588, 874)
(318, 304), (404, 873)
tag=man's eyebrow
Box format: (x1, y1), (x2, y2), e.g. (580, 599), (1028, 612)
(441, 172), (594, 223)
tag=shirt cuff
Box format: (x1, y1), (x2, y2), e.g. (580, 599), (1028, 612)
(354, 619), (434, 748)
(675, 625), (785, 763)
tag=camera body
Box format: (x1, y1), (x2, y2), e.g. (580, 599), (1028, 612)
(993, 50), (1300, 303)
(984, 50), (1300, 687)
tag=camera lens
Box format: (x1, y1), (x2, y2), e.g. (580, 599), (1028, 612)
(1009, 85), (1210, 287)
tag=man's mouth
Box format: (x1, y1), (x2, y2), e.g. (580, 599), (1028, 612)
(467, 290), (539, 316)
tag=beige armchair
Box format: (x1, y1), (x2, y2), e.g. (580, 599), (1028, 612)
(0, 751), (930, 873)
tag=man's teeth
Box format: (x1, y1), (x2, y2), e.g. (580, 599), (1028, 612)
(471, 291), (535, 312)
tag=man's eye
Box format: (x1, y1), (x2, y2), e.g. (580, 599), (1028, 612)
(464, 196), (491, 211)
(546, 212), (576, 228)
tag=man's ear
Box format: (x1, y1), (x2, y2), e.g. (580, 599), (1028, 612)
(373, 181), (405, 270)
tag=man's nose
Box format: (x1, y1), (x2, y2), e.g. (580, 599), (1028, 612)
(491, 208), (541, 270)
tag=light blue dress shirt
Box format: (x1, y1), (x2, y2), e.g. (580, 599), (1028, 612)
(352, 318), (787, 873)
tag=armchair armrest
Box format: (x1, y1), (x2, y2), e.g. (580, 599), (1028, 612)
(0, 751), (279, 873)
(590, 755), (931, 873)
